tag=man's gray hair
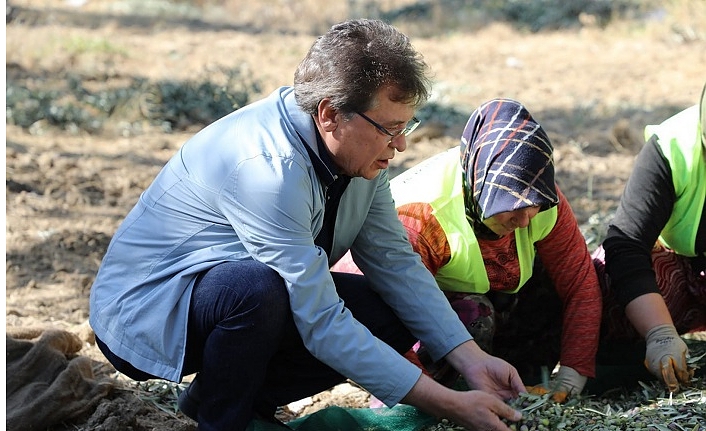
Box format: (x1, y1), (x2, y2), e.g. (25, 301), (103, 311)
(294, 19), (431, 116)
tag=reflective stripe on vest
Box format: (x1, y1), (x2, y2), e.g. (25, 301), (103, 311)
(645, 105), (705, 257)
(391, 146), (557, 294)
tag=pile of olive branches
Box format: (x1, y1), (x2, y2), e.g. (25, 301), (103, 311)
(427, 341), (706, 431)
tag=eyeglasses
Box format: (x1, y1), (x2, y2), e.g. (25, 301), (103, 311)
(356, 112), (421, 141)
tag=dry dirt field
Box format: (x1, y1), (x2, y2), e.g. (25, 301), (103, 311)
(5, 0), (706, 430)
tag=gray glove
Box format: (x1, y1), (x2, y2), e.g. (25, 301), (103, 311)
(644, 324), (693, 392)
(526, 366), (586, 403)
(553, 366), (587, 397)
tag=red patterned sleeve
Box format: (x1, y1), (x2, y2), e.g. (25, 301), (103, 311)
(397, 202), (451, 276)
(536, 186), (602, 377)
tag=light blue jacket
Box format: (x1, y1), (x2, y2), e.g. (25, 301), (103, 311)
(89, 87), (470, 406)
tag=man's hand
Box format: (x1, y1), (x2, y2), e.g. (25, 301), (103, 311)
(444, 389), (522, 431)
(447, 340), (525, 400)
(403, 373), (522, 431)
(403, 341), (525, 430)
(644, 324), (694, 392)
(526, 366), (586, 403)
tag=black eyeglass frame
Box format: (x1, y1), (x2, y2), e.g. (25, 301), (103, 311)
(356, 112), (421, 140)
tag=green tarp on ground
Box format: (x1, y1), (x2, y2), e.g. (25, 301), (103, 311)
(248, 405), (437, 431)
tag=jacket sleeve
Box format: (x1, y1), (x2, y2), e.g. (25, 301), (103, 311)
(349, 170), (472, 362)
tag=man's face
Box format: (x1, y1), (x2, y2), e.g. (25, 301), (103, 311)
(326, 86), (417, 180)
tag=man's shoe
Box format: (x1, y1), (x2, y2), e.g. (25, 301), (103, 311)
(178, 379), (292, 429)
(177, 379), (200, 421)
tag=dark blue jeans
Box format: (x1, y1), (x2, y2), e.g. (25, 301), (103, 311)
(98, 260), (416, 431)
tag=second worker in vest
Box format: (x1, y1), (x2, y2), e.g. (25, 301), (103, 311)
(333, 98), (603, 402)
(591, 82), (706, 394)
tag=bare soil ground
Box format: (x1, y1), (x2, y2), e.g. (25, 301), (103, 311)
(5, 1), (706, 430)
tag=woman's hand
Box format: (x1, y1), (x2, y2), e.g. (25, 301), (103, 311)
(526, 366), (587, 403)
(645, 324), (694, 392)
(625, 294), (694, 392)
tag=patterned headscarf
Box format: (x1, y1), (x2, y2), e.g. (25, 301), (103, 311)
(460, 98), (558, 237)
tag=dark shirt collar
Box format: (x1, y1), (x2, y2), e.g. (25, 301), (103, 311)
(314, 125), (341, 183)
(300, 118), (353, 189)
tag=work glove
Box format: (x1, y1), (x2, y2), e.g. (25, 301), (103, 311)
(644, 324), (694, 392)
(526, 366), (586, 403)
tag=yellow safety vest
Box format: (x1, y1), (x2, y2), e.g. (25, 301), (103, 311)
(645, 105), (705, 256)
(391, 147), (557, 293)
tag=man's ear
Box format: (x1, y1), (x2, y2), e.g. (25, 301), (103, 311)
(317, 98), (339, 133)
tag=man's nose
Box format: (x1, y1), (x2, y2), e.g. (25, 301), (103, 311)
(389, 134), (407, 152)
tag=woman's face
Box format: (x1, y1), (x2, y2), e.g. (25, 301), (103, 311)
(482, 206), (541, 237)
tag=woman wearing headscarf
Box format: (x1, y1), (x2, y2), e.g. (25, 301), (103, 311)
(333, 98), (602, 401)
(591, 83), (706, 393)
